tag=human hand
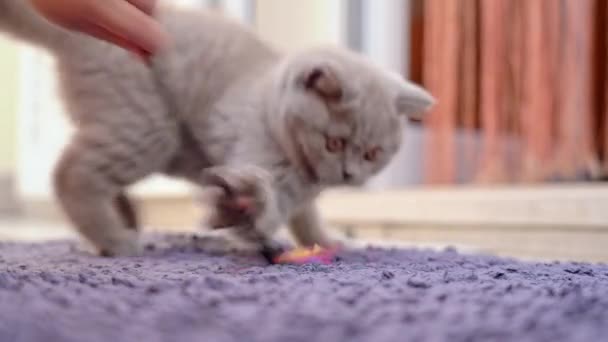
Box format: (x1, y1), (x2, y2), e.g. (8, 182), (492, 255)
(30, 0), (169, 60)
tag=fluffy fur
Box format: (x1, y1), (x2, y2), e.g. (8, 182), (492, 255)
(0, 0), (435, 256)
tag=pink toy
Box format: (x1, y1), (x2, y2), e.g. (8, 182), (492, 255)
(272, 245), (337, 265)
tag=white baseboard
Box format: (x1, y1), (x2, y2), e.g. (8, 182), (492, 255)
(0, 171), (20, 216)
(18, 184), (608, 228)
(8, 184), (608, 261)
(319, 184), (608, 228)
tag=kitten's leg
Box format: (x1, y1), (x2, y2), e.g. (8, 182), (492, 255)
(288, 202), (335, 248)
(54, 128), (178, 256)
(114, 192), (138, 230)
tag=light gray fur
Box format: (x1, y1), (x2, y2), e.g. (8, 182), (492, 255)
(0, 0), (434, 255)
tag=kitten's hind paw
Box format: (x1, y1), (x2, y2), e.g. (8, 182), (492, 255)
(96, 235), (144, 257)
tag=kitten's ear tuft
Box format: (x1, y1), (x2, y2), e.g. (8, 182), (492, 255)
(395, 81), (435, 120)
(301, 65), (343, 101)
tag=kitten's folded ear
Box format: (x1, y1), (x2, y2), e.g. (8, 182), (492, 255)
(300, 65), (343, 101)
(391, 74), (435, 120)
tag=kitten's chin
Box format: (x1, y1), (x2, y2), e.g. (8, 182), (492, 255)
(320, 176), (364, 188)
(339, 179), (366, 187)
(347, 178), (366, 187)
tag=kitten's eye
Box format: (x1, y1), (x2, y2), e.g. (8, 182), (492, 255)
(364, 147), (383, 162)
(326, 137), (346, 153)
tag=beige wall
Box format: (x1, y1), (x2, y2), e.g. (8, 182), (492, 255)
(255, 0), (342, 52)
(0, 38), (19, 172)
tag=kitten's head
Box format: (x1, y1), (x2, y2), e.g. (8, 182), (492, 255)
(274, 47), (434, 186)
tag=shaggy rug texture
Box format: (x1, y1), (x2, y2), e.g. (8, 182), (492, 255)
(0, 234), (607, 342)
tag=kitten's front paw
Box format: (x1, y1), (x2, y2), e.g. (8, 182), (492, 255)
(200, 166), (270, 230)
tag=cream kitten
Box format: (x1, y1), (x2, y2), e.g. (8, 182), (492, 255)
(0, 1), (434, 256)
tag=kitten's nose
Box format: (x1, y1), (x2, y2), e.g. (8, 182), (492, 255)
(342, 171), (353, 181)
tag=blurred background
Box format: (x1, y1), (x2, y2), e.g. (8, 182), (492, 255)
(0, 0), (606, 261)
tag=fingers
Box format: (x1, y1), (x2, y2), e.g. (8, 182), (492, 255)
(90, 0), (168, 55)
(30, 0), (82, 28)
(79, 22), (151, 62)
(127, 0), (157, 15)
(30, 0), (168, 60)
(79, 22), (140, 53)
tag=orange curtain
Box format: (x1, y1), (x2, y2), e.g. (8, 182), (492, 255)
(602, 0), (608, 174)
(413, 0), (608, 184)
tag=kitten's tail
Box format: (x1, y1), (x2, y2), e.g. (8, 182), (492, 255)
(0, 0), (73, 51)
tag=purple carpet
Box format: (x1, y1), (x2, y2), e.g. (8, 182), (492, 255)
(0, 234), (607, 342)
